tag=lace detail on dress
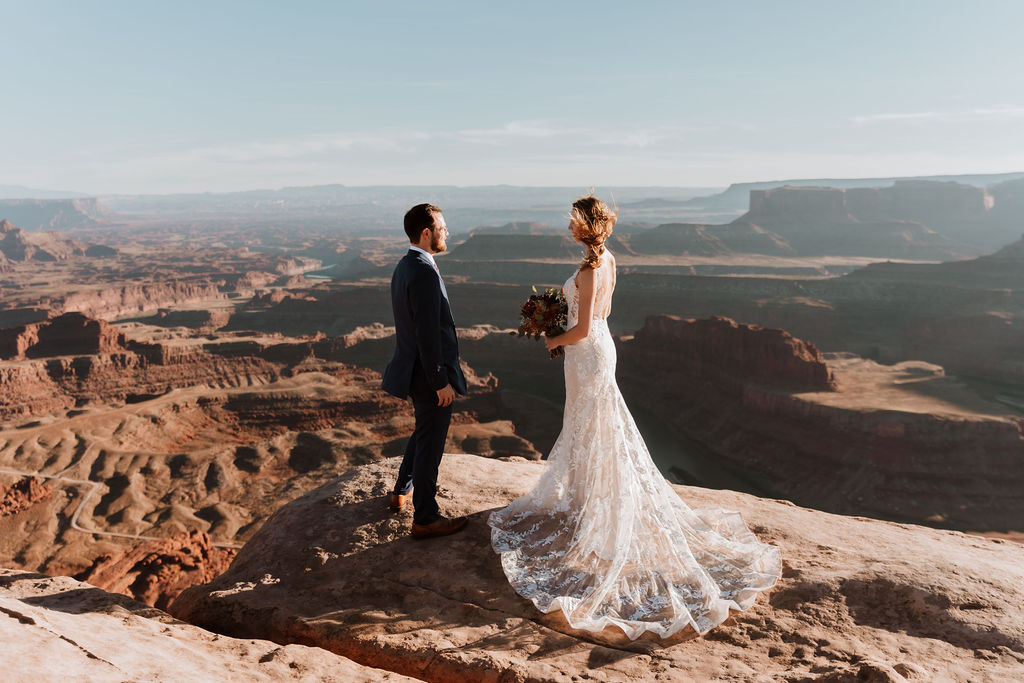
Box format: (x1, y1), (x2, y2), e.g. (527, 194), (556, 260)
(488, 253), (781, 639)
(564, 256), (612, 329)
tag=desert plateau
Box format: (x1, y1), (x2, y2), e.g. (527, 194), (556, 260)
(0, 174), (1023, 681)
(9, 4), (1024, 679)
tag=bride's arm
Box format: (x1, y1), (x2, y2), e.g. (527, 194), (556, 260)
(545, 267), (595, 350)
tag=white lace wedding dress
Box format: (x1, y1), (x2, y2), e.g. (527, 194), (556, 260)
(489, 254), (781, 639)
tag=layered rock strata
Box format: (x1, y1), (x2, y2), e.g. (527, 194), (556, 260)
(740, 185), (962, 259)
(0, 321), (537, 579)
(629, 314), (834, 391)
(0, 311), (125, 359)
(617, 315), (1024, 532)
(743, 180), (1019, 253)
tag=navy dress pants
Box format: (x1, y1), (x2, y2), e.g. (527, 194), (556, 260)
(393, 368), (453, 526)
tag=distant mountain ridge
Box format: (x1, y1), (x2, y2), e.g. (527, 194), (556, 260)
(658, 171), (1024, 213)
(0, 184), (89, 199)
(0, 219), (116, 264)
(102, 185), (719, 214)
(468, 221), (561, 236)
(0, 198), (109, 232)
(732, 179), (1024, 255)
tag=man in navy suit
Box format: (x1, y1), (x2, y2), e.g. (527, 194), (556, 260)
(382, 203), (469, 538)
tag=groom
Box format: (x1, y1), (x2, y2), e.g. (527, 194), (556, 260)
(382, 203), (469, 539)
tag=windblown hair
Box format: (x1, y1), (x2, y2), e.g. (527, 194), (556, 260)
(404, 203), (442, 243)
(572, 194), (617, 270)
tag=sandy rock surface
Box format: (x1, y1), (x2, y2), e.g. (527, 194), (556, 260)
(172, 453), (1024, 682)
(0, 568), (414, 683)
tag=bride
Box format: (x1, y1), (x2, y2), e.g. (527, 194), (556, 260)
(488, 194), (781, 639)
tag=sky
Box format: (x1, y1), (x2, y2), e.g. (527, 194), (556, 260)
(3, 0), (1024, 194)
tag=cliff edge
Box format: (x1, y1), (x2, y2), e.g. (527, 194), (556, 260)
(0, 568), (413, 682)
(171, 453), (1024, 682)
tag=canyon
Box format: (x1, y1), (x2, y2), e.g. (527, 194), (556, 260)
(615, 315), (1024, 533)
(1, 176), (1023, 680)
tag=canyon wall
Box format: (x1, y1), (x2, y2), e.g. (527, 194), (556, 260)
(749, 181), (993, 227)
(0, 218), (115, 262)
(743, 180), (1024, 253)
(629, 314), (834, 392)
(616, 315), (1024, 532)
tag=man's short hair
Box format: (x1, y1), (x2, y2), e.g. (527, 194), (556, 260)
(404, 203), (442, 243)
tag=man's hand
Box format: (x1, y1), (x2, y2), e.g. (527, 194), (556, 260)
(436, 384), (456, 407)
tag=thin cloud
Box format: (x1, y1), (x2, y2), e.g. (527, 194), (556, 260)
(142, 120), (719, 165)
(181, 133), (414, 163)
(452, 121), (579, 146)
(852, 105), (1024, 124)
(452, 121), (709, 149)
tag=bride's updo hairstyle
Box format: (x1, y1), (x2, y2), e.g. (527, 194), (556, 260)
(571, 194), (617, 270)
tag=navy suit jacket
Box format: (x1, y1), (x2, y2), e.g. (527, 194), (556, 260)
(382, 249), (467, 399)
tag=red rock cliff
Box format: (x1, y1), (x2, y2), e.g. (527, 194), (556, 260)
(0, 312), (126, 360)
(616, 316), (1024, 533)
(630, 314), (834, 392)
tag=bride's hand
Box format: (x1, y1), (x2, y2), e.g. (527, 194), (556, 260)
(545, 334), (561, 352)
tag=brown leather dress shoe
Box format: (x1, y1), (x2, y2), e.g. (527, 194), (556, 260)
(411, 515), (469, 539)
(388, 493), (411, 511)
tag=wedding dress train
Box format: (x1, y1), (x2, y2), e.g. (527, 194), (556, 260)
(488, 254), (781, 639)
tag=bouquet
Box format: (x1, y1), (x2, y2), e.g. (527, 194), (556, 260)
(511, 286), (568, 358)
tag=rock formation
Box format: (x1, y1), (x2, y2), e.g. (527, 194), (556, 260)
(0, 229), (320, 327)
(470, 221), (560, 235)
(834, 233), (1024, 381)
(171, 453), (1024, 682)
(0, 568), (413, 682)
(0, 311), (126, 360)
(990, 177), (1024, 222)
(0, 319), (538, 580)
(616, 315), (1024, 533)
(0, 198), (108, 232)
(148, 307), (233, 331)
(683, 170), (1021, 222)
(734, 178), (1024, 256)
(0, 218), (115, 261)
(630, 315), (835, 392)
(76, 529), (235, 611)
(740, 185), (964, 259)
(625, 222), (732, 256)
(0, 326), (285, 418)
(57, 280), (229, 321)
(0, 477), (53, 517)
(450, 232), (633, 260)
(450, 220), (797, 261)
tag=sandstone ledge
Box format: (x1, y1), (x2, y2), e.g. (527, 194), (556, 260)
(171, 453), (1024, 682)
(0, 568), (414, 682)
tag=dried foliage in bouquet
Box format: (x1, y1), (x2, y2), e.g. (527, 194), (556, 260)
(511, 286), (568, 358)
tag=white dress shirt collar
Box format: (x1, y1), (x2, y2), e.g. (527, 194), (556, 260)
(409, 245), (437, 268)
